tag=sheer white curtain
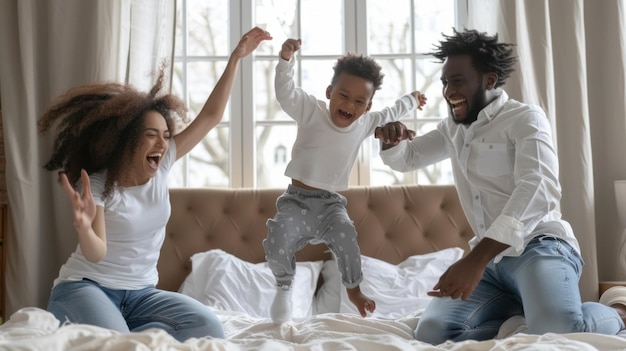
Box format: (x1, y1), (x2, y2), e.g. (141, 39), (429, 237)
(0, 0), (175, 315)
(467, 0), (626, 301)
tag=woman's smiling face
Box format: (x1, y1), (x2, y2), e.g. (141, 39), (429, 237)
(123, 110), (170, 186)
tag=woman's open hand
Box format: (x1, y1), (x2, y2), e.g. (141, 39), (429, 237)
(60, 169), (96, 233)
(232, 26), (272, 59)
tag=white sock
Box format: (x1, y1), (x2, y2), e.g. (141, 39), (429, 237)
(270, 285), (293, 324)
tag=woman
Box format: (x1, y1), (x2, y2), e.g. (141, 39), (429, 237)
(38, 27), (271, 341)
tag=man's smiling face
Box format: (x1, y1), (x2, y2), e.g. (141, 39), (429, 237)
(441, 54), (492, 126)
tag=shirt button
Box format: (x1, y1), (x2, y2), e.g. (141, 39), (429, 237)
(465, 144), (469, 147)
(479, 224), (484, 229)
(474, 195), (479, 200)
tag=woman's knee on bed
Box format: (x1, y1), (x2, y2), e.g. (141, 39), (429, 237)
(128, 289), (225, 340)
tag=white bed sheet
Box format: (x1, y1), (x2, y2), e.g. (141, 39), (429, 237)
(2, 307), (626, 351)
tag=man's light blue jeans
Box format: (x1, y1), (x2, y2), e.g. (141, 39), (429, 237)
(47, 278), (224, 342)
(415, 235), (624, 344)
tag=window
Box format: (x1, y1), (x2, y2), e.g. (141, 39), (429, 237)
(171, 0), (466, 189)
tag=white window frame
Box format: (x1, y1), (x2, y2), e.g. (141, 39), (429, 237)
(173, 0), (467, 188)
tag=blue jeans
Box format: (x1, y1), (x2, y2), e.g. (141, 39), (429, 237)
(47, 279), (224, 341)
(415, 236), (624, 344)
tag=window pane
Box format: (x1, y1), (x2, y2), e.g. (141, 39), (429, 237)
(416, 58), (448, 118)
(300, 0), (343, 55)
(367, 1), (456, 55)
(188, 61), (229, 122)
(168, 126), (231, 188)
(374, 58), (413, 108)
(171, 61), (185, 104)
(366, 1), (457, 187)
(254, 60), (280, 122)
(188, 125), (231, 187)
(414, 0), (455, 53)
(187, 0), (229, 56)
(300, 59), (335, 98)
(256, 125), (296, 188)
(168, 159), (185, 188)
(255, 0), (298, 53)
(367, 0), (411, 55)
(168, 133), (232, 188)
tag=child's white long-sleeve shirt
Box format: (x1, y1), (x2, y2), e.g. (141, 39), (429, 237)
(275, 57), (417, 192)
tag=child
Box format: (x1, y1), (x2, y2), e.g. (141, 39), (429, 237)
(263, 38), (427, 323)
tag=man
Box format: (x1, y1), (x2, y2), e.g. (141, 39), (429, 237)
(375, 28), (626, 344)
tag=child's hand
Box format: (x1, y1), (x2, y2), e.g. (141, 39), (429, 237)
(375, 121), (416, 146)
(346, 286), (376, 317)
(411, 91), (427, 110)
(280, 38), (302, 61)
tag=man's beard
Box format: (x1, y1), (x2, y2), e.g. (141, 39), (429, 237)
(451, 82), (486, 126)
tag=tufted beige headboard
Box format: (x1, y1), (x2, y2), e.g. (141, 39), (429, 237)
(157, 185), (475, 292)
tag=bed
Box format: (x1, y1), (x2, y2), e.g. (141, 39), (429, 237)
(1, 185), (626, 350)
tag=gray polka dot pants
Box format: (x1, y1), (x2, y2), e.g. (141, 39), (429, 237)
(263, 185), (363, 288)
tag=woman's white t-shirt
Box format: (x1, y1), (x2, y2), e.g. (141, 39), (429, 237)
(53, 141), (176, 290)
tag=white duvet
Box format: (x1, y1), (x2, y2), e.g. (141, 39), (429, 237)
(2, 307), (626, 351)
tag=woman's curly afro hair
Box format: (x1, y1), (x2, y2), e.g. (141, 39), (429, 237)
(39, 65), (189, 199)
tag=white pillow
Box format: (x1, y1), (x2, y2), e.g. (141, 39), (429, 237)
(314, 248), (464, 319)
(179, 249), (323, 319)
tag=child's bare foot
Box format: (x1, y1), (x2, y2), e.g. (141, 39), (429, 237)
(347, 286), (376, 317)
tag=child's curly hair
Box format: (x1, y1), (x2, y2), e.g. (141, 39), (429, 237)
(430, 28), (518, 88)
(38, 65), (188, 199)
(331, 53), (384, 97)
